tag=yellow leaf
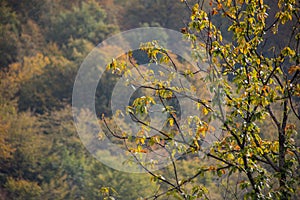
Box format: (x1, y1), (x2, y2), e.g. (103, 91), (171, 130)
(227, 153), (235, 160)
(237, 157), (244, 164)
(135, 138), (145, 145)
(169, 118), (174, 126)
(202, 107), (209, 115)
(194, 139), (200, 150)
(226, 0), (232, 7)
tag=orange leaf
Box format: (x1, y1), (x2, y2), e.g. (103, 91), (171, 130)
(288, 65), (300, 74)
(212, 8), (218, 15)
(234, 145), (241, 151)
(217, 3), (223, 10)
(181, 27), (188, 34)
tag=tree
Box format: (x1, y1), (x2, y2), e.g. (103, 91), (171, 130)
(103, 0), (299, 199)
(47, 0), (118, 45)
(117, 0), (196, 30)
(0, 1), (20, 68)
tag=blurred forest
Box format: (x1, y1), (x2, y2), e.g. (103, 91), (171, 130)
(0, 0), (299, 199)
(0, 0), (201, 199)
